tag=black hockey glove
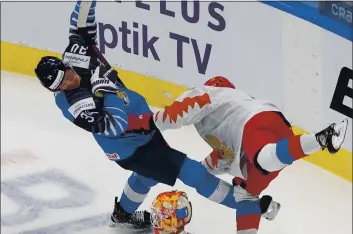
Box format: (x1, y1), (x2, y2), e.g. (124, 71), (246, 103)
(90, 66), (118, 98)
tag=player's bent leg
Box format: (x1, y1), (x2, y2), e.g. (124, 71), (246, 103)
(178, 156), (239, 209)
(117, 131), (186, 186)
(234, 192), (278, 232)
(239, 112), (292, 195)
(110, 130), (187, 229)
(120, 172), (158, 213)
(236, 200), (262, 233)
(256, 119), (349, 173)
(110, 172), (158, 229)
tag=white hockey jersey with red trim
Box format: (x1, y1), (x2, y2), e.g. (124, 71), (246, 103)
(153, 86), (281, 179)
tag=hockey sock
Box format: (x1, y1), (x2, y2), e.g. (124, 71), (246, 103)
(120, 173), (158, 213)
(178, 157), (238, 209)
(236, 200), (262, 232)
(256, 134), (322, 172)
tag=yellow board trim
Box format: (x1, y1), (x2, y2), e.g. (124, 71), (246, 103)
(1, 41), (351, 182)
(0, 41), (189, 108)
(292, 127), (352, 182)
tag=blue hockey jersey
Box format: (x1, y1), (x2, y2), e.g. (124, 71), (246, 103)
(55, 83), (154, 161)
(54, 0), (155, 161)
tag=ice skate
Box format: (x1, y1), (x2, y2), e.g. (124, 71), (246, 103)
(260, 195), (281, 221)
(109, 197), (152, 232)
(315, 119), (348, 154)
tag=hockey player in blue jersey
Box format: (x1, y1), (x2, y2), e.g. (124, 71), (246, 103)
(33, 1), (264, 232)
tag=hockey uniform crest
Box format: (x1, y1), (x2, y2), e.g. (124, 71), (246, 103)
(116, 89), (130, 106)
(205, 134), (234, 164)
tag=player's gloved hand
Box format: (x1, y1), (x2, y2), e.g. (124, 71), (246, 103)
(125, 113), (157, 133)
(90, 66), (117, 98)
(210, 149), (221, 169)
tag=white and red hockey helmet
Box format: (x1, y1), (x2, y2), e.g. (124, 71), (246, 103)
(204, 76), (235, 89)
(151, 190), (192, 234)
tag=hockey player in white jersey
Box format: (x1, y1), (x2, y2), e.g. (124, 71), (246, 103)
(153, 76), (348, 233)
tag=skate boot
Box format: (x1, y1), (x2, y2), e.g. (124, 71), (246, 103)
(110, 197), (152, 231)
(260, 195), (281, 221)
(315, 119), (348, 154)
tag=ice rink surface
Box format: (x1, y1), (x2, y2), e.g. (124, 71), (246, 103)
(1, 71), (352, 234)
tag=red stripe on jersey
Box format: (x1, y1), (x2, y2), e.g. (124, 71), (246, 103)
(154, 111), (160, 122)
(162, 93), (211, 123)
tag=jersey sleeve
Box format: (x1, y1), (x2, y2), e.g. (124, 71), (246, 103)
(69, 1), (97, 45)
(153, 87), (224, 131)
(62, 1), (100, 78)
(55, 88), (129, 137)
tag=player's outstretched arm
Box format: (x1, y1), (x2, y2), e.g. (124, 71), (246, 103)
(68, 0), (97, 45)
(153, 87), (224, 131)
(67, 0), (127, 88)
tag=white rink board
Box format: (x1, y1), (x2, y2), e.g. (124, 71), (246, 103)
(1, 71), (352, 234)
(1, 2), (352, 151)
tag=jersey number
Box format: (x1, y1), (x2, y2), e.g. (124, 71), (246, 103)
(71, 44), (88, 55)
(80, 110), (97, 123)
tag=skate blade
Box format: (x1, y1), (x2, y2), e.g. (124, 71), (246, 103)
(109, 221), (153, 234)
(332, 119), (348, 151)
